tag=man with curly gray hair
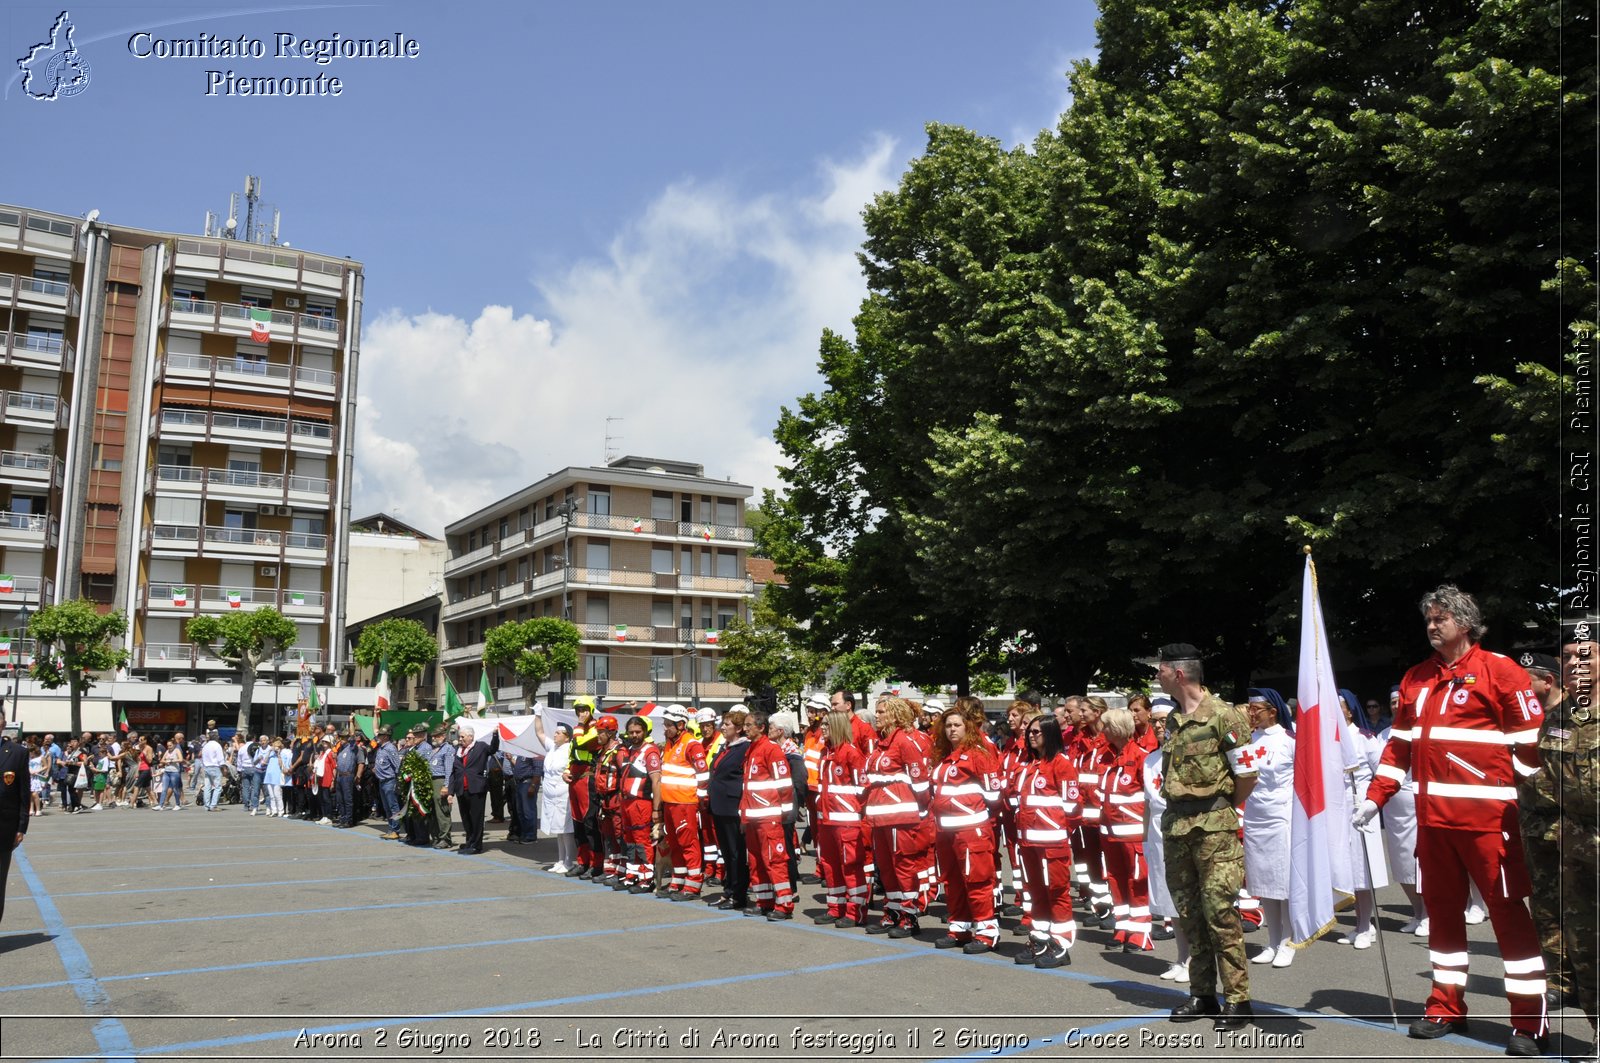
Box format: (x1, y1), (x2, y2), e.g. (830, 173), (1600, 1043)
(1355, 584), (1548, 1055)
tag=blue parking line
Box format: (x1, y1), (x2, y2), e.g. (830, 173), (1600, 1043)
(44, 867), (494, 898)
(14, 848), (136, 1061)
(0, 912), (746, 995)
(134, 950), (923, 1057)
(63, 890), (595, 931)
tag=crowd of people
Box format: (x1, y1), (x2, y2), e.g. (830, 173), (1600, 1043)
(15, 584), (1595, 1056)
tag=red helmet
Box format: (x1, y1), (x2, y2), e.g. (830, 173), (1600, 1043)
(596, 715), (619, 732)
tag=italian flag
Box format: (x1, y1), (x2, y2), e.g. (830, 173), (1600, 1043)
(0, 639), (10, 660)
(249, 306), (272, 342)
(0, 575), (13, 593)
(308, 680), (323, 717)
(704, 629), (718, 645)
(702, 526), (713, 541)
(478, 670), (493, 714)
(227, 590), (242, 609)
(118, 708), (129, 734)
(172, 586), (188, 607)
(443, 675), (467, 720)
(632, 518), (643, 533)
(614, 624), (628, 643)
(289, 591), (306, 606)
(373, 657), (391, 712)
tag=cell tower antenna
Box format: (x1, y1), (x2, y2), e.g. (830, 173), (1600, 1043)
(605, 417), (624, 464)
(243, 175), (260, 245)
(204, 211), (216, 238)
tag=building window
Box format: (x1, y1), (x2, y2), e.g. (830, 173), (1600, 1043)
(716, 550), (738, 578)
(680, 496), (692, 523)
(717, 498), (738, 526)
(584, 654), (610, 682)
(651, 546), (672, 574)
(651, 492), (673, 520)
(587, 595), (609, 626)
(588, 489), (610, 517)
(498, 517), (510, 540)
(652, 600), (673, 627)
(587, 541), (610, 572)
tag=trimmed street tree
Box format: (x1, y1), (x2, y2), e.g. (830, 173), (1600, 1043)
(716, 590), (829, 714)
(351, 618), (439, 708)
(188, 608), (299, 734)
(482, 617), (580, 708)
(28, 599), (129, 736)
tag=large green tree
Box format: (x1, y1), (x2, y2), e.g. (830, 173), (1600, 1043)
(351, 618), (439, 707)
(715, 588), (829, 712)
(28, 599), (129, 736)
(482, 617), (580, 708)
(187, 608), (298, 733)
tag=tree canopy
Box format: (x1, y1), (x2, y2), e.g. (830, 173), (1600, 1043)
(763, 0), (1587, 695)
(188, 608), (299, 733)
(482, 617), (581, 706)
(29, 599), (128, 736)
(352, 618), (438, 681)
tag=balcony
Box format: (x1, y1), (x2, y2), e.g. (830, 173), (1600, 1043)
(161, 352), (338, 400)
(676, 520), (754, 544)
(0, 574), (48, 606)
(0, 271), (81, 316)
(3, 389), (65, 429)
(283, 531), (329, 563)
(0, 450), (61, 489)
(2, 330), (73, 372)
(136, 642), (326, 671)
(156, 407), (335, 454)
(151, 464), (331, 508)
(441, 588), (495, 620)
(676, 573), (755, 595)
(568, 567), (656, 591)
(440, 641), (485, 666)
(145, 582), (289, 615)
(0, 511), (53, 548)
(581, 624), (659, 643)
(168, 296), (343, 345)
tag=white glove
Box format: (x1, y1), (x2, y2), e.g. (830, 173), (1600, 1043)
(1352, 799), (1379, 829)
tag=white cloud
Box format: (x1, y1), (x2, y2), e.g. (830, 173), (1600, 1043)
(353, 137), (902, 534)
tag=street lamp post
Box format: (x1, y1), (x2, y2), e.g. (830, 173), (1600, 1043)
(682, 632), (700, 711)
(553, 497), (584, 708)
(11, 604), (29, 730)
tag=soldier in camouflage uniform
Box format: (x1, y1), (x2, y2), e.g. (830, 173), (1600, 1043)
(1514, 651), (1575, 1012)
(1551, 617), (1600, 1045)
(1155, 643), (1259, 1031)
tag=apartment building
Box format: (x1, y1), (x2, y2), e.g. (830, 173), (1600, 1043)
(0, 201), (360, 733)
(441, 457), (754, 710)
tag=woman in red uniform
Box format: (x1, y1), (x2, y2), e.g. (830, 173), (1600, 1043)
(998, 700), (1039, 928)
(1097, 707), (1153, 951)
(815, 709), (868, 926)
(618, 716), (662, 894)
(1013, 713), (1080, 968)
(930, 704), (1001, 953)
(862, 697), (932, 938)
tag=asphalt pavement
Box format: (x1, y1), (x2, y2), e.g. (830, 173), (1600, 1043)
(0, 800), (1590, 1061)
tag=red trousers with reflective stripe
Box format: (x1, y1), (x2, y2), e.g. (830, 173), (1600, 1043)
(1417, 825), (1545, 1037)
(1018, 845), (1075, 948)
(818, 822), (865, 919)
(569, 780), (595, 868)
(662, 802), (703, 892)
(936, 826), (997, 940)
(1101, 839), (1150, 940)
(871, 822), (931, 915)
(620, 798), (655, 879)
(745, 820), (793, 912)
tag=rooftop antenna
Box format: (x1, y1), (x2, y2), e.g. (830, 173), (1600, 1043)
(243, 175), (260, 245)
(605, 417), (624, 464)
(203, 210), (216, 238)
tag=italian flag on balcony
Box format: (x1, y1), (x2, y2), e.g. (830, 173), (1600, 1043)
(249, 306), (272, 342)
(0, 575), (13, 593)
(227, 590), (243, 609)
(704, 629), (719, 645)
(289, 591), (306, 606)
(171, 586), (188, 607)
(632, 518), (643, 533)
(0, 639), (10, 660)
(614, 624), (628, 643)
(702, 526), (713, 541)
(118, 708), (129, 734)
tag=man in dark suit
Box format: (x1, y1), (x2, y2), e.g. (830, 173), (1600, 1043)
(0, 714), (29, 923)
(450, 723), (500, 854)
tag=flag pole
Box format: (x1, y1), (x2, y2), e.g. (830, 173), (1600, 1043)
(1347, 768), (1399, 1030)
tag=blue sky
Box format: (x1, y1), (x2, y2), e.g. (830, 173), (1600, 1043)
(3, 0), (1099, 531)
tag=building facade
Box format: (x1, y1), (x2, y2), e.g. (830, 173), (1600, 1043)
(441, 457), (754, 710)
(0, 202), (360, 733)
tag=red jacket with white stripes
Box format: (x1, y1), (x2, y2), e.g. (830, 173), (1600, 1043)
(739, 735), (796, 824)
(816, 743), (867, 826)
(1072, 731), (1113, 827)
(1014, 752), (1081, 852)
(930, 746), (1000, 832)
(1366, 643), (1542, 833)
(1098, 740), (1146, 843)
(863, 728), (929, 828)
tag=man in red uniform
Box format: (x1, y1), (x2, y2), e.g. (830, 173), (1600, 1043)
(619, 716), (662, 894)
(659, 705), (709, 899)
(1356, 584), (1548, 1055)
(739, 711), (798, 920)
(589, 716), (625, 885)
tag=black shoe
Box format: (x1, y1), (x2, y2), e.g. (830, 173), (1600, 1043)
(1152, 923), (1175, 940)
(564, 865), (584, 877)
(814, 913), (840, 924)
(432, 840), (453, 849)
(670, 892), (700, 903)
(1035, 942), (1071, 969)
(601, 875), (620, 887)
(834, 915), (861, 929)
(612, 880), (632, 891)
(1504, 1031), (1550, 1057)
(935, 936), (966, 949)
(628, 883), (652, 894)
(1213, 1001), (1254, 1031)
(1096, 909), (1117, 930)
(1012, 946), (1042, 966)
(766, 909), (793, 921)
(1170, 996), (1221, 1022)
(800, 873), (821, 885)
(961, 939), (994, 955)
(865, 919), (896, 935)
(887, 918), (920, 939)
(1011, 924), (1031, 937)
(1407, 1017), (1468, 1040)
(1001, 903), (1023, 917)
(744, 906), (768, 917)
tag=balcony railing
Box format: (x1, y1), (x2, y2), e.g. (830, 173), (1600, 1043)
(157, 407), (335, 448)
(153, 464), (330, 500)
(0, 450), (61, 482)
(205, 525), (280, 547)
(677, 573), (754, 594)
(162, 352), (339, 394)
(0, 511), (50, 534)
(285, 531), (328, 550)
(4, 390), (63, 421)
(0, 575), (44, 600)
(677, 521), (754, 543)
(138, 642), (326, 669)
(570, 567), (655, 589)
(170, 296), (342, 337)
(3, 331), (74, 369)
(0, 272), (80, 313)
(582, 624), (658, 642)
